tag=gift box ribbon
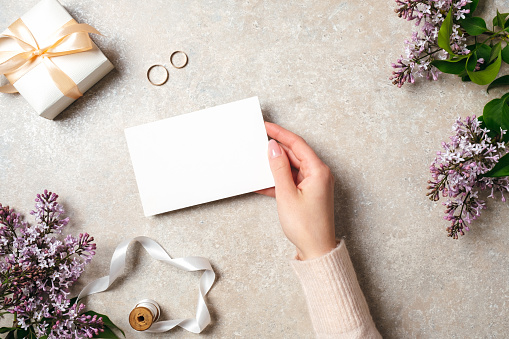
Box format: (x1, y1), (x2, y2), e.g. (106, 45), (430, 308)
(0, 18), (101, 99)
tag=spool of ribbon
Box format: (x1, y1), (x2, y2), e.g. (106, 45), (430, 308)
(129, 299), (161, 331)
(77, 236), (216, 334)
(0, 18), (101, 99)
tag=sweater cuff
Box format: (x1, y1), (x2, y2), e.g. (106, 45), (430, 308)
(290, 240), (381, 338)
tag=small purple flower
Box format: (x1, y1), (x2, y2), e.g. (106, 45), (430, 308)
(427, 116), (509, 238)
(474, 58), (484, 71)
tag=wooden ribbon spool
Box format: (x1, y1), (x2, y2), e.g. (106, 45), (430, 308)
(129, 299), (161, 331)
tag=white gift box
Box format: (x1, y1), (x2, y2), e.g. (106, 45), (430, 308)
(0, 0), (114, 119)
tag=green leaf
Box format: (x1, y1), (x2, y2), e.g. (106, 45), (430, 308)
(483, 97), (509, 139)
(466, 52), (477, 72)
(499, 11), (509, 27)
(487, 75), (509, 93)
(489, 42), (502, 64)
(483, 153), (509, 177)
(470, 0), (479, 13)
(15, 327), (38, 339)
(467, 49), (502, 85)
(5, 331), (15, 339)
(431, 58), (467, 74)
(475, 43), (492, 61)
(438, 8), (456, 56)
(501, 45), (509, 64)
(459, 69), (470, 81)
(495, 10), (508, 28)
(85, 311), (126, 337)
(17, 328), (28, 338)
(0, 328), (16, 333)
(460, 17), (488, 36)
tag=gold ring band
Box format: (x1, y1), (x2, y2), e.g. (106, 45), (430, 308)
(169, 51), (188, 69)
(147, 64), (169, 86)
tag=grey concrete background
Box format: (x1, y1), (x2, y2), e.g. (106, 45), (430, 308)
(2, 0), (509, 338)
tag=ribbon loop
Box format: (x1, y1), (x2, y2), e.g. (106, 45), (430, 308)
(7, 18), (39, 50)
(0, 18), (100, 98)
(0, 83), (17, 93)
(77, 236), (216, 334)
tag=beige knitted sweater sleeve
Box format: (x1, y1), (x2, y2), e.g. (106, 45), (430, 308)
(290, 240), (382, 339)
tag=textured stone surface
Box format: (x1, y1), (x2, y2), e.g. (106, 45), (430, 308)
(2, 0), (509, 338)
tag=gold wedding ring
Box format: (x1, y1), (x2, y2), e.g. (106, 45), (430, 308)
(147, 64), (169, 86)
(170, 51), (188, 69)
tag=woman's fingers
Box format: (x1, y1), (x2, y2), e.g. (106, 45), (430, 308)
(291, 168), (301, 184)
(280, 143), (301, 169)
(255, 154), (302, 198)
(255, 187), (275, 197)
(295, 170), (305, 186)
(265, 122), (322, 166)
(267, 139), (298, 197)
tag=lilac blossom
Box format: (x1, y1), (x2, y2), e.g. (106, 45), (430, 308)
(427, 116), (509, 238)
(0, 190), (103, 338)
(474, 57), (484, 71)
(391, 0), (471, 87)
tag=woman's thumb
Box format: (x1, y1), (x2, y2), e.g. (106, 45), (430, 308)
(268, 139), (297, 197)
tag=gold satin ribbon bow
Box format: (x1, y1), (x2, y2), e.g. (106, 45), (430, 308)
(0, 18), (101, 99)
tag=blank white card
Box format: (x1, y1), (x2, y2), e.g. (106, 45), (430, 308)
(125, 97), (275, 216)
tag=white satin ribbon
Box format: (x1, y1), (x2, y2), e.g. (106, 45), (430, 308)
(77, 236), (216, 333)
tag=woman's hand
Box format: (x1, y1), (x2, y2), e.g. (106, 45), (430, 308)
(258, 122), (336, 260)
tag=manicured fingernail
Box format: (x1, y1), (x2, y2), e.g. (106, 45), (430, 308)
(268, 139), (282, 159)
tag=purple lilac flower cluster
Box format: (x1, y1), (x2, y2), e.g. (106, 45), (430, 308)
(0, 190), (104, 338)
(391, 0), (471, 87)
(427, 116), (509, 238)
